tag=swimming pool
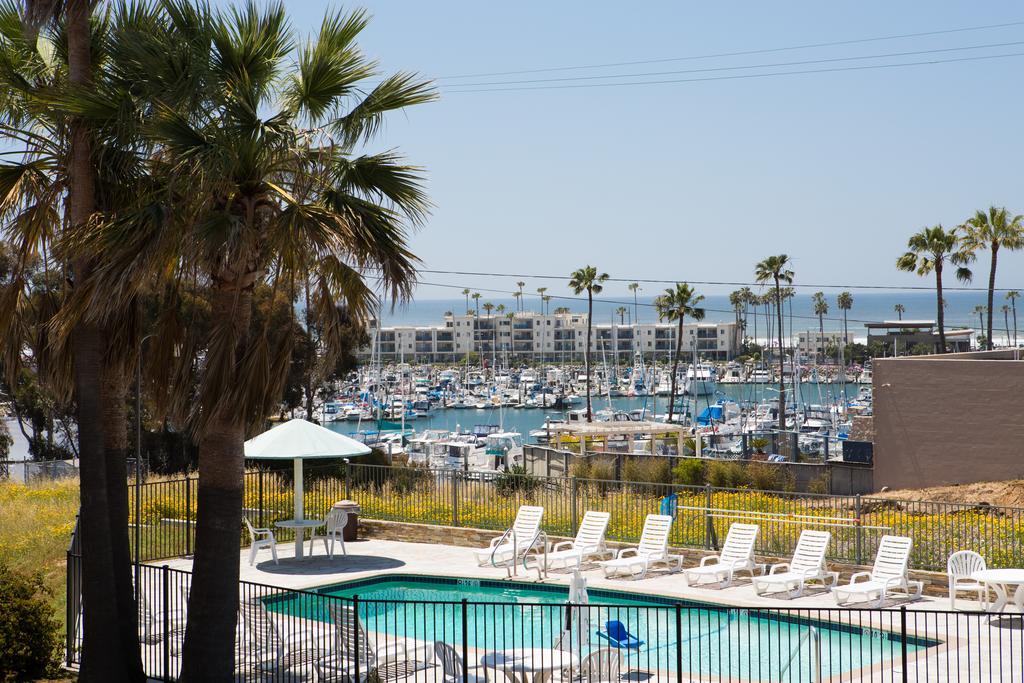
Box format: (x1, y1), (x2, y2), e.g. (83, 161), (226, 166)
(265, 574), (938, 681)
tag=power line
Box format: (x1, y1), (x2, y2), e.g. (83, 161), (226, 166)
(436, 20), (1024, 79)
(441, 40), (1024, 88)
(444, 51), (1024, 93)
(418, 269), (1021, 293)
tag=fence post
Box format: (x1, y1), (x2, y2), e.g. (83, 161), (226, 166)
(162, 565), (170, 681)
(185, 477), (192, 557)
(570, 477), (578, 534)
(461, 599), (469, 683)
(704, 483), (713, 550)
(790, 432), (798, 461)
(258, 467), (265, 528)
(344, 458), (352, 501)
(900, 606), (908, 683)
(854, 494), (863, 566)
(452, 473), (460, 527)
(741, 433), (749, 459)
(65, 550), (73, 667)
(674, 603), (683, 683)
(353, 595), (360, 683)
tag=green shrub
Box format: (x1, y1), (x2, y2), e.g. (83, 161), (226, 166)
(0, 562), (61, 682)
(749, 437), (770, 453)
(672, 458), (705, 487)
(495, 466), (540, 496)
(622, 457), (672, 485)
(745, 462), (783, 491)
(571, 458), (616, 481)
(706, 461), (745, 489)
(808, 472), (831, 495)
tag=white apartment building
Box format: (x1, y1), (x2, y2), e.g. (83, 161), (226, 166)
(364, 312), (740, 364)
(796, 329), (845, 361)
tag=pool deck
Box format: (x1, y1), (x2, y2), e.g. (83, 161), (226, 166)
(150, 537), (1024, 682)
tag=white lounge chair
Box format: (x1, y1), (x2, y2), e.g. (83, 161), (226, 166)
(598, 514), (679, 579)
(310, 507), (348, 559)
(833, 535), (924, 608)
(238, 599), (319, 674)
(536, 511), (612, 572)
(322, 603), (433, 675)
(684, 523), (761, 588)
(244, 517), (279, 566)
(752, 530), (837, 598)
(947, 550), (988, 610)
(475, 505), (545, 567)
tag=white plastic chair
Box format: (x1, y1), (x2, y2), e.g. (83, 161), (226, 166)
(310, 508), (348, 558)
(752, 530), (838, 598)
(947, 550), (988, 610)
(475, 505), (545, 567)
(684, 523), (761, 588)
(598, 514), (679, 579)
(434, 641), (487, 683)
(577, 649), (621, 683)
(244, 517), (278, 566)
(833, 535), (924, 608)
(326, 603), (434, 671)
(539, 510), (612, 572)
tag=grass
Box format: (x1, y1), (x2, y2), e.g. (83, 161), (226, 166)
(0, 479), (78, 630)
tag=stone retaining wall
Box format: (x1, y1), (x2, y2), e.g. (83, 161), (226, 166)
(359, 518), (952, 597)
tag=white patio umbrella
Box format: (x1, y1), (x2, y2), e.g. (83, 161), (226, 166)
(244, 418), (370, 559)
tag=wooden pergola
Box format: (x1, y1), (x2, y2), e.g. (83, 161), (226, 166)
(549, 421), (688, 456)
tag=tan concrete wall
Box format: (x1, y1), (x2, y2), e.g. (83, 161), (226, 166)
(873, 352), (1024, 491)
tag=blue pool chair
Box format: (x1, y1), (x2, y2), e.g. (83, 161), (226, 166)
(659, 494), (678, 518)
(597, 620), (645, 649)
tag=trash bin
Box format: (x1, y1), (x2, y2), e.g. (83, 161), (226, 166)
(333, 500), (360, 542)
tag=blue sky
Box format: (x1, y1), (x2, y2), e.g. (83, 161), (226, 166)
(222, 2), (1024, 301)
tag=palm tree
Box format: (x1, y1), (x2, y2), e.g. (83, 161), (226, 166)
(894, 303), (905, 320)
(2, 4), (148, 678)
(654, 284), (705, 422)
(837, 292), (853, 352)
(973, 305), (987, 348)
(628, 282), (641, 325)
(553, 305), (570, 314)
(512, 290), (522, 311)
(568, 266), (608, 422)
(812, 292), (828, 363)
(543, 296), (552, 315)
(616, 306), (627, 324)
(754, 255), (793, 434)
(516, 281), (526, 311)
(536, 287), (548, 314)
(1002, 304), (1012, 347)
(75, 6), (434, 676)
(960, 207), (1024, 349)
(483, 302), (495, 317)
(462, 288), (471, 314)
(495, 303), (505, 315)
(1007, 290), (1020, 346)
(897, 225), (973, 353)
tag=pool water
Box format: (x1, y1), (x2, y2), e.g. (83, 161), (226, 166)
(265, 575), (937, 681)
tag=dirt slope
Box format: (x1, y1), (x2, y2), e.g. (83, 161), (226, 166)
(869, 480), (1024, 508)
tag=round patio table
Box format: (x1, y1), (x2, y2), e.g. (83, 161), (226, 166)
(971, 569), (1024, 613)
(275, 518), (323, 560)
(480, 648), (579, 683)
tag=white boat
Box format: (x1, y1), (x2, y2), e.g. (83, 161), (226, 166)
(747, 367), (772, 383)
(479, 432), (524, 471)
(685, 363), (718, 396)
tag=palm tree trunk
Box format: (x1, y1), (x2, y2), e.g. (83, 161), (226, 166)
(668, 316), (682, 422)
(180, 282), (254, 681)
(1014, 300), (1018, 346)
(66, 1), (143, 679)
(585, 290), (593, 422)
(101, 364), (145, 682)
(1005, 309), (1011, 347)
(987, 245), (998, 350)
(935, 265), (946, 352)
(774, 279), (786, 435)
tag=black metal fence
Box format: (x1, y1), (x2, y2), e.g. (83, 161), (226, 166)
(128, 463), (1024, 573)
(65, 553), (1024, 682)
